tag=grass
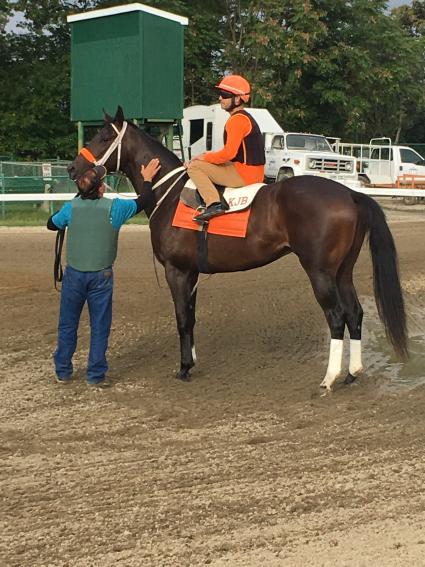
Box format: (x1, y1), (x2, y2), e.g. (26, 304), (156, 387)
(0, 203), (56, 226)
(0, 203), (149, 226)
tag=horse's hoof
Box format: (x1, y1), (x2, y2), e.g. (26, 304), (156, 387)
(175, 369), (191, 382)
(320, 379), (333, 391)
(344, 373), (357, 385)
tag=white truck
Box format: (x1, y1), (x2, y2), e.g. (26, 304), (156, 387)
(264, 132), (359, 187)
(337, 138), (425, 187)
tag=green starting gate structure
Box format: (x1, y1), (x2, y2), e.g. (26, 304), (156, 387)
(67, 3), (188, 150)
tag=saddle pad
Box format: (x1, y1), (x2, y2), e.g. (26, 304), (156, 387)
(172, 202), (251, 238)
(182, 179), (265, 212)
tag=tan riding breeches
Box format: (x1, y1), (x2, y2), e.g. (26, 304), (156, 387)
(187, 160), (245, 207)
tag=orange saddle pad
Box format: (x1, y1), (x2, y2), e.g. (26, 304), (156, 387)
(172, 202), (251, 238)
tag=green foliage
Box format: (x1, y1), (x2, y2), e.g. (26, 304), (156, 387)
(390, 0), (425, 141)
(217, 0), (425, 142)
(0, 1), (87, 158)
(137, 0), (224, 104)
(0, 0), (424, 161)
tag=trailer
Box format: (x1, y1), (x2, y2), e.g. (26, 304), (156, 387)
(173, 103), (283, 161)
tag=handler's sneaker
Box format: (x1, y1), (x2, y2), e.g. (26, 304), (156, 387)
(87, 377), (112, 389)
(55, 375), (72, 384)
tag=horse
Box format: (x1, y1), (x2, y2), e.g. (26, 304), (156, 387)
(68, 106), (408, 390)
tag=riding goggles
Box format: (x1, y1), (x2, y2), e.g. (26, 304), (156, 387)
(218, 90), (234, 99)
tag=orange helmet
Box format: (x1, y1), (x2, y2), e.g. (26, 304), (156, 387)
(216, 75), (251, 103)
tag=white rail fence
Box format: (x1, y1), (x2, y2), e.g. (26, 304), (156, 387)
(1, 186), (425, 201)
(0, 192), (136, 201)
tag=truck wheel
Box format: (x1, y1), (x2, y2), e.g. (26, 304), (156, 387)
(358, 174), (370, 187)
(277, 168), (294, 182)
(403, 196), (418, 206)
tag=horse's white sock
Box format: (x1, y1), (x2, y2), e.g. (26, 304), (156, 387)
(321, 338), (344, 390)
(349, 339), (363, 376)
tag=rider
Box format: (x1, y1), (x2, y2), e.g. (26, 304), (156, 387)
(187, 74), (266, 223)
(47, 159), (160, 388)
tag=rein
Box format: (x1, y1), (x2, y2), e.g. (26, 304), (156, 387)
(79, 121), (128, 171)
(54, 229), (65, 290)
(152, 165), (186, 191)
(149, 166), (187, 222)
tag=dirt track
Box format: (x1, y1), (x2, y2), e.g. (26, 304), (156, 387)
(1, 208), (425, 566)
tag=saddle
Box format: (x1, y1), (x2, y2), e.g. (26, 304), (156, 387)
(180, 179), (264, 213)
(173, 180), (266, 274)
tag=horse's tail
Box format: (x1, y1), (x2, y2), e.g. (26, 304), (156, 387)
(352, 191), (408, 360)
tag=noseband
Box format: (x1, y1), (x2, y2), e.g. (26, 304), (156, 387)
(79, 121), (128, 172)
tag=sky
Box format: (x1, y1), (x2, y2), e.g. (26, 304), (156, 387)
(5, 1), (414, 33)
(387, 0), (412, 6)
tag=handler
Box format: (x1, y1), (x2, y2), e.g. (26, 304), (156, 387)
(187, 74), (266, 222)
(47, 159), (160, 388)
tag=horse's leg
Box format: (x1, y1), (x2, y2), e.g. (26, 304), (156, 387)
(337, 236), (365, 385)
(338, 275), (364, 384)
(304, 267), (346, 390)
(189, 285), (198, 366)
(165, 264), (199, 381)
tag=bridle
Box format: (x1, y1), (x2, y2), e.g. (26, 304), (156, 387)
(77, 119), (188, 219)
(79, 121), (128, 172)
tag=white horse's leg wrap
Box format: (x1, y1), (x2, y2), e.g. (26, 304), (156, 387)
(320, 339), (344, 390)
(192, 346), (197, 363)
(349, 339), (363, 376)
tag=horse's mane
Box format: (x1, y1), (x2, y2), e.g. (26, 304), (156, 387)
(127, 121), (182, 168)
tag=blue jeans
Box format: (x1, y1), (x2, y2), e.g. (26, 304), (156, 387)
(54, 265), (113, 383)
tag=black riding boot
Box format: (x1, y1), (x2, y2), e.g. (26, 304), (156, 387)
(193, 202), (228, 223)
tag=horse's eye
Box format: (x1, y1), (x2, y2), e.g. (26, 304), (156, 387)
(101, 131), (115, 143)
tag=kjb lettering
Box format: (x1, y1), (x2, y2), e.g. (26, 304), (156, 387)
(227, 196), (248, 207)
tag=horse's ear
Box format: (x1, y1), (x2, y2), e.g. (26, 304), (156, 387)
(103, 108), (113, 123)
(115, 106), (124, 126)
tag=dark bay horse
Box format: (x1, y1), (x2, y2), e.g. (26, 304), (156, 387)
(68, 107), (408, 390)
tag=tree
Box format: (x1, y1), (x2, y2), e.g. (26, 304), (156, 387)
(0, 0), (225, 158)
(1, 0), (423, 159)
(217, 0), (425, 142)
(141, 0), (225, 105)
(390, 0), (425, 142)
(0, 1), (94, 158)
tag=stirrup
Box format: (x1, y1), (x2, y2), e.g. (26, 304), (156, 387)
(193, 204), (207, 224)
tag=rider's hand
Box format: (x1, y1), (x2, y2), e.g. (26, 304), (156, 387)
(141, 158), (161, 182)
(184, 154), (205, 168)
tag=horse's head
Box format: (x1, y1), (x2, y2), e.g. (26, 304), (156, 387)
(67, 106), (128, 180)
